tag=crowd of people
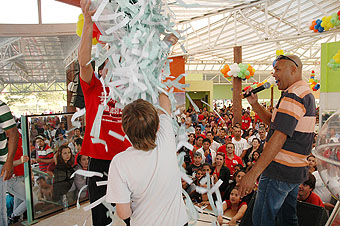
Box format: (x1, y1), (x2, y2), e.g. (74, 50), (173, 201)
(178, 104), (337, 224)
(6, 115), (88, 224)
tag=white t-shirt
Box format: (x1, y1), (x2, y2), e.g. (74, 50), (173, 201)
(106, 114), (188, 226)
(196, 147), (216, 164)
(210, 140), (220, 153)
(232, 137), (249, 157)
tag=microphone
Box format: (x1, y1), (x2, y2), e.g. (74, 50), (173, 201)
(242, 78), (276, 98)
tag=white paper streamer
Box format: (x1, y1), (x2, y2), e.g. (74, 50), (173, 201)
(71, 169), (104, 179)
(96, 180), (108, 186)
(91, 138), (108, 152)
(108, 130), (125, 141)
(181, 171), (193, 185)
(201, 100), (226, 124)
(77, 185), (88, 209)
(83, 195), (106, 211)
(195, 186), (208, 194)
(186, 93), (200, 112)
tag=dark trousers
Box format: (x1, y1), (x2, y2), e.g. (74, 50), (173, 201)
(88, 158), (130, 226)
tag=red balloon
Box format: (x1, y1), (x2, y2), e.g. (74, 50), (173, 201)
(93, 23), (101, 38)
(338, 10), (340, 16)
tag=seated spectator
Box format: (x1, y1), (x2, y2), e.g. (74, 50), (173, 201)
(196, 138), (216, 165)
(245, 128), (257, 146)
(214, 128), (226, 145)
(193, 136), (203, 152)
(52, 145), (75, 201)
(224, 143), (243, 176)
(36, 177), (52, 201)
(217, 187), (247, 226)
(257, 127), (267, 148)
(186, 152), (203, 177)
(33, 135), (54, 173)
(70, 154), (89, 199)
(243, 138), (262, 166)
(297, 173), (324, 207)
(313, 170), (336, 211)
(307, 154), (317, 173)
(206, 131), (220, 153)
(188, 133), (196, 146)
(241, 111), (251, 131)
(231, 126), (249, 158)
(195, 125), (205, 139)
(212, 153), (230, 194)
(54, 133), (68, 150)
(222, 169), (251, 203)
(246, 151), (260, 171)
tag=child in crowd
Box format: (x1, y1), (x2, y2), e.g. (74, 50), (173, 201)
(186, 152), (203, 177)
(217, 187), (247, 226)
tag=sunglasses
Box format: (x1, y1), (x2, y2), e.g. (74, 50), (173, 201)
(274, 55), (299, 68)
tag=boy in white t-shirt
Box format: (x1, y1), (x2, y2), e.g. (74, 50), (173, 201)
(106, 94), (188, 226)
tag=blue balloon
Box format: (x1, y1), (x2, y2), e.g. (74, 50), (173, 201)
(318, 26), (324, 32)
(316, 19), (322, 24)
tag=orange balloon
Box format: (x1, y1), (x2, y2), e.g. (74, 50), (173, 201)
(221, 68), (227, 75)
(312, 20), (316, 26)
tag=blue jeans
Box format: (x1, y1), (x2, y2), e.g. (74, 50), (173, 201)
(0, 165), (8, 226)
(7, 176), (26, 217)
(252, 175), (299, 226)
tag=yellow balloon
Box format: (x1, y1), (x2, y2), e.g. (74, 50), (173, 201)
(76, 20), (84, 37)
(76, 14), (84, 37)
(92, 37), (98, 45)
(276, 50), (284, 56)
(335, 58), (340, 63)
(78, 13), (84, 21)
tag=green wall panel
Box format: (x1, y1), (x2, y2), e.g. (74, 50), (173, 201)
(321, 41), (340, 93)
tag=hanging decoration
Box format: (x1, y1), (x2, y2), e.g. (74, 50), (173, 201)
(328, 49), (340, 71)
(220, 63), (255, 80)
(309, 70), (320, 91)
(309, 10), (340, 33)
(76, 13), (104, 45)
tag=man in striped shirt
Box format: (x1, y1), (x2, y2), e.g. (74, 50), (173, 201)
(0, 100), (19, 226)
(238, 55), (316, 226)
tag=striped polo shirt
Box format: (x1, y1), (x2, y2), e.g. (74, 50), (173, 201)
(0, 100), (16, 164)
(263, 80), (316, 184)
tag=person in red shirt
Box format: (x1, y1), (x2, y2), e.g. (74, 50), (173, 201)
(225, 143), (243, 176)
(79, 1), (178, 225)
(79, 1), (131, 224)
(241, 111), (251, 131)
(297, 173), (324, 207)
(217, 187), (247, 226)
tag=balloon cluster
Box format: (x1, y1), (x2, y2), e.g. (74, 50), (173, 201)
(243, 79), (274, 92)
(76, 14), (104, 45)
(328, 50), (340, 70)
(309, 11), (340, 33)
(220, 63), (255, 80)
(309, 70), (320, 91)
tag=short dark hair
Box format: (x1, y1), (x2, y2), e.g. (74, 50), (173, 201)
(202, 138), (211, 144)
(75, 138), (83, 146)
(202, 163), (213, 171)
(206, 131), (213, 136)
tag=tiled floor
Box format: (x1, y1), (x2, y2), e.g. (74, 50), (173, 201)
(19, 202), (125, 226)
(15, 203), (232, 226)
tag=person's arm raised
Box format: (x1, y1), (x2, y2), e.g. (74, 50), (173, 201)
(78, 0), (96, 84)
(245, 90), (272, 125)
(158, 93), (171, 115)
